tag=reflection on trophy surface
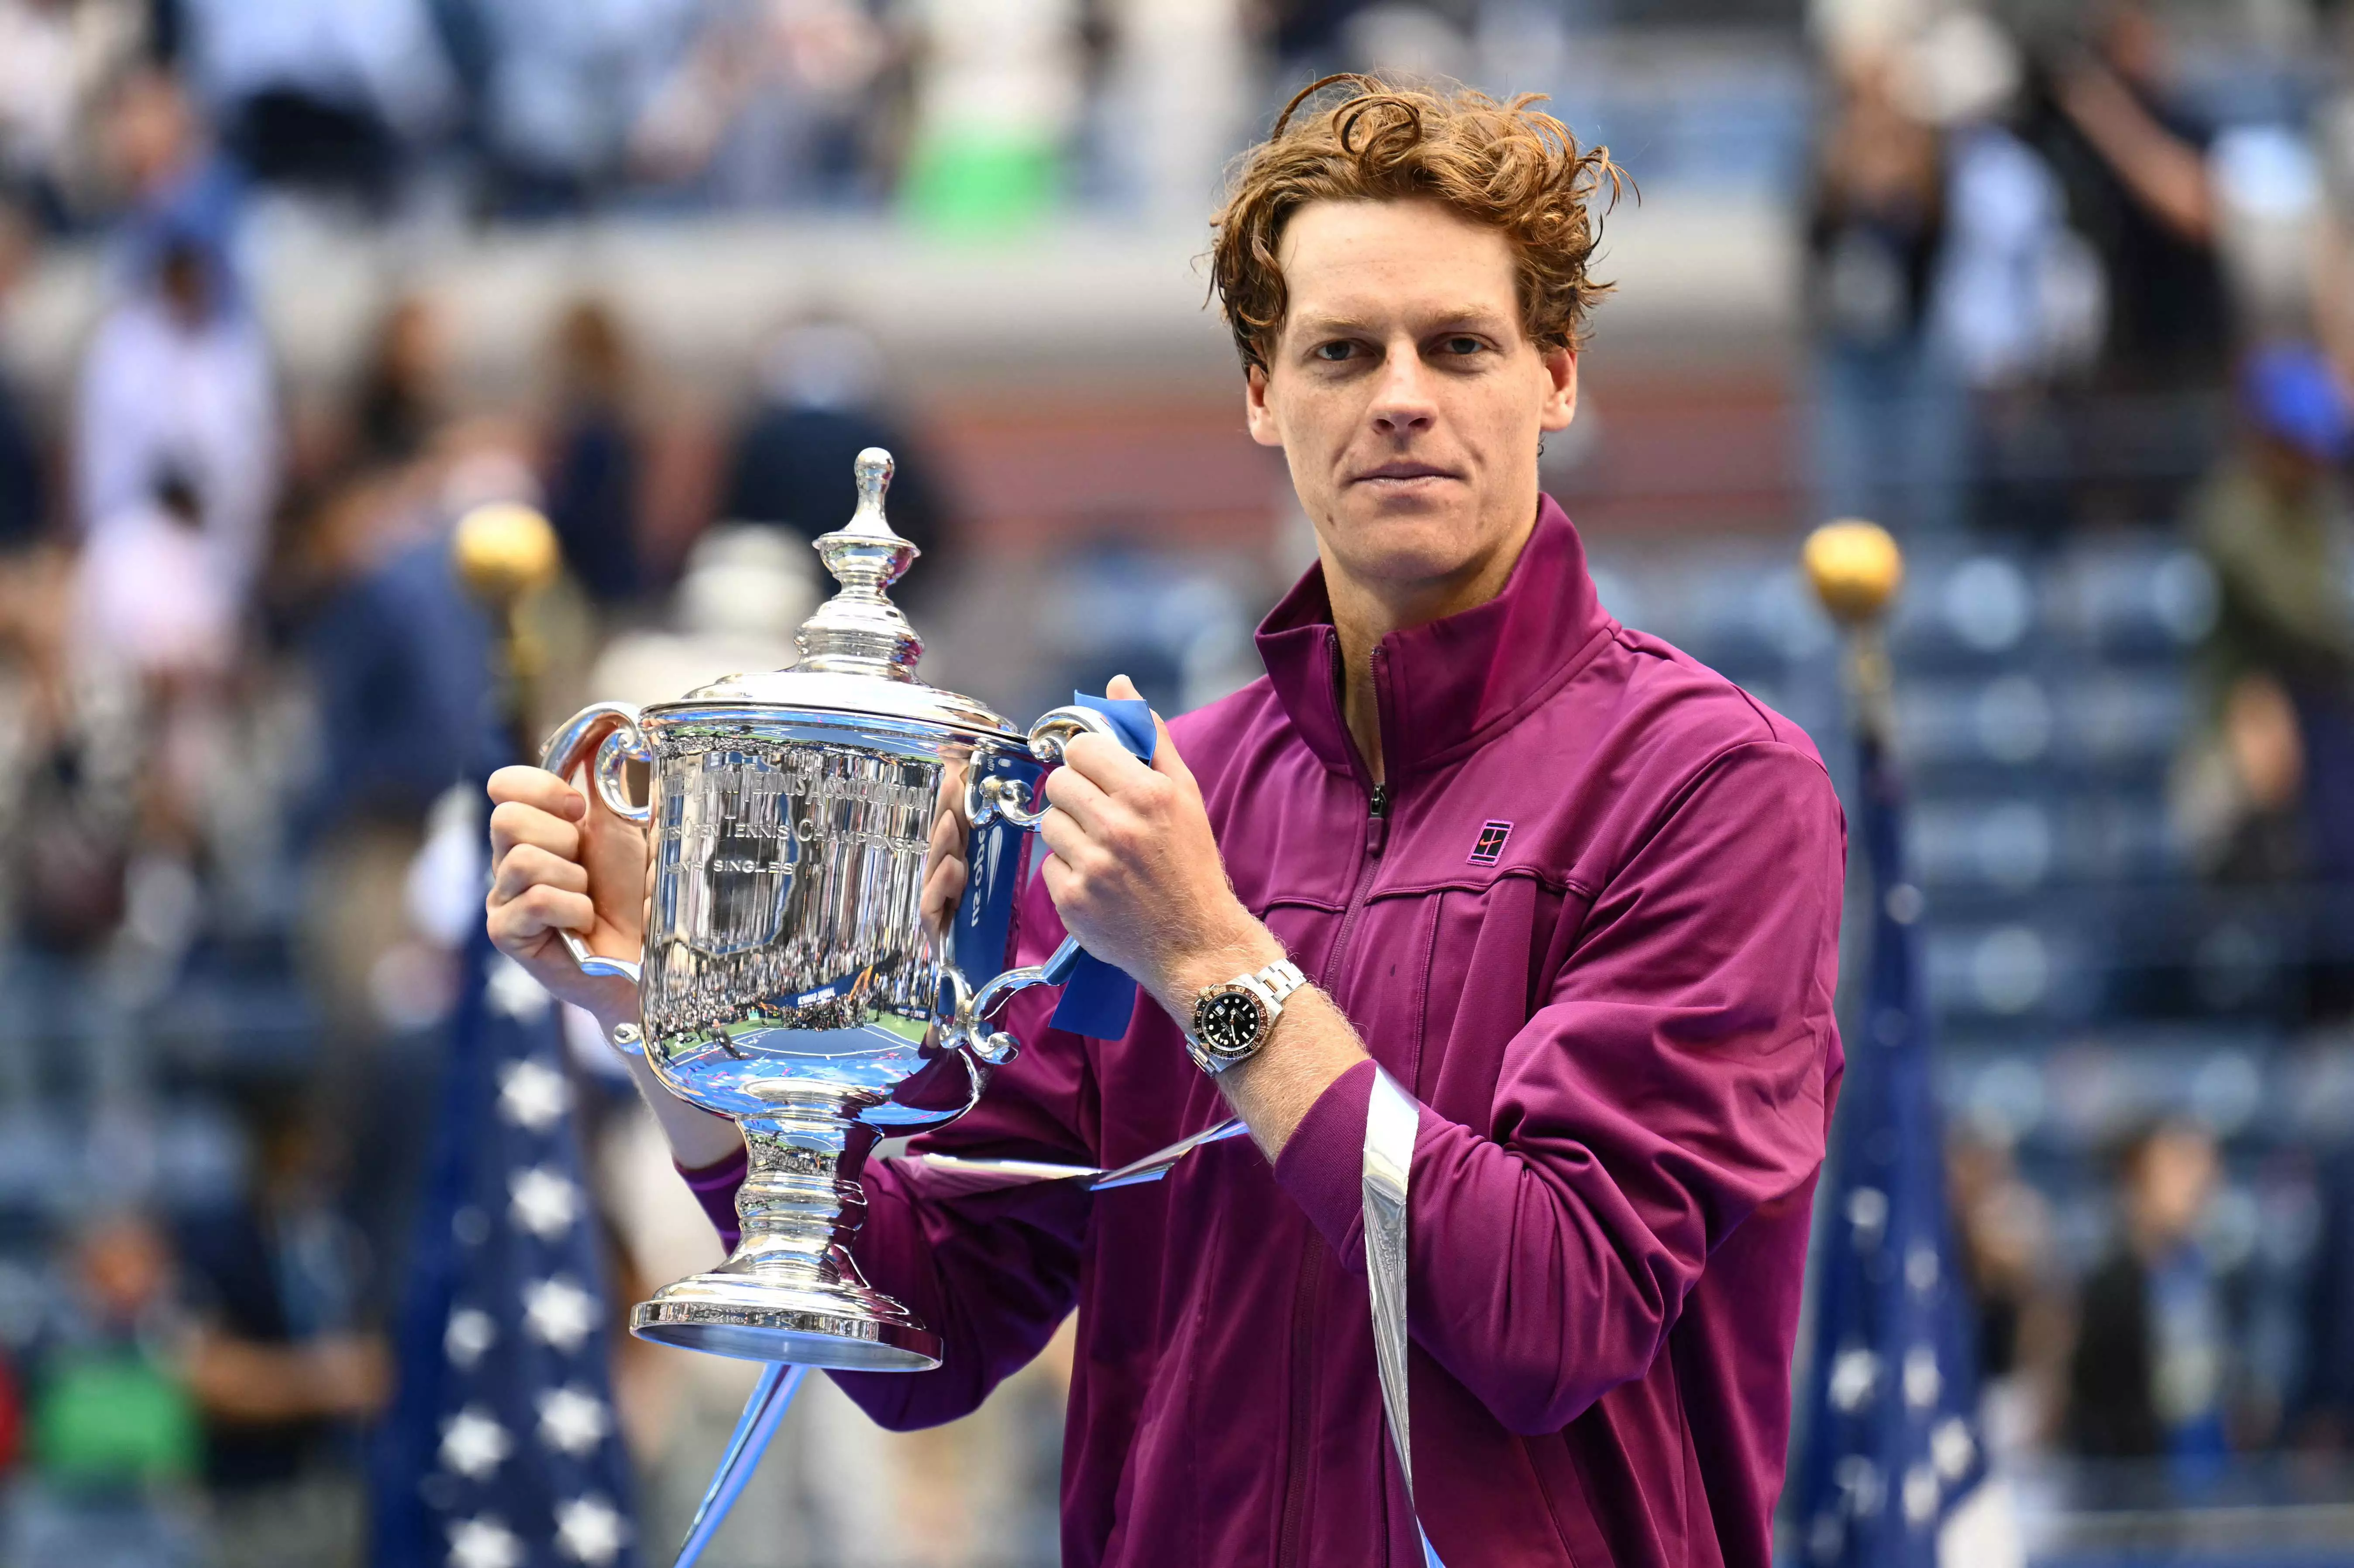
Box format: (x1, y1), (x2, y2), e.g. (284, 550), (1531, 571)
(541, 447), (1113, 1371)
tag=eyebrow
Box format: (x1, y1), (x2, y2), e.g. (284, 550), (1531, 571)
(1288, 306), (1518, 340)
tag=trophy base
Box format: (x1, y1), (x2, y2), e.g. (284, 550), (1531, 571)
(629, 1272), (943, 1371)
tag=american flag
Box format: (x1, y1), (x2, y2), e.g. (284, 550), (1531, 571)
(1792, 722), (1989, 1567)
(370, 924), (641, 1568)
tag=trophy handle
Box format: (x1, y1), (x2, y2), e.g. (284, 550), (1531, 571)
(967, 705), (1124, 830)
(952, 705), (1128, 1063)
(537, 701), (652, 1003)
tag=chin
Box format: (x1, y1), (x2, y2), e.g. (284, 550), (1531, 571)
(1324, 497), (1496, 585)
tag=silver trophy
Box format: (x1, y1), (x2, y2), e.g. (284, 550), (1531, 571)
(540, 448), (1122, 1372)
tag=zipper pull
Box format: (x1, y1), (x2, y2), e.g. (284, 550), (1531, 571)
(1366, 781), (1390, 855)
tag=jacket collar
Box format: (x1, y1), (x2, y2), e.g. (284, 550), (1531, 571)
(1253, 495), (1613, 783)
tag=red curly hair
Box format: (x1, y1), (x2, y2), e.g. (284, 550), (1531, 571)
(1209, 74), (1624, 374)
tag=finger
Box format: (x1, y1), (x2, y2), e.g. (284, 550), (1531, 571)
(1036, 805), (1096, 870)
(1060, 732), (1154, 793)
(920, 854), (967, 926)
(490, 842), (590, 903)
(489, 800), (583, 864)
(933, 760), (972, 832)
(1105, 675), (1192, 787)
(1038, 850), (1078, 908)
(488, 765), (587, 820)
(496, 883), (598, 942)
(1144, 707), (1195, 787)
(927, 803), (965, 864)
(1040, 759), (1114, 829)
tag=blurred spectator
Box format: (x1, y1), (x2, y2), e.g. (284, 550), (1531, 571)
(470, 0), (695, 214)
(176, 0), (454, 211)
(2065, 1119), (2249, 1480)
(901, 0), (1081, 233)
(1912, 10), (2110, 537)
(76, 471), (234, 687)
(542, 297), (645, 609)
(585, 521), (817, 706)
(2171, 345), (2354, 888)
(69, 464), (240, 888)
(1804, 45), (1960, 535)
(0, 200), (45, 550)
(348, 293), (445, 473)
(722, 320), (946, 588)
(1949, 1129), (2064, 1453)
(2038, 0), (2229, 394)
(0, 0), (147, 231)
(296, 481), (490, 851)
(628, 0), (891, 207)
(5, 1212), (205, 1567)
(177, 1095), (387, 1568)
(1103, 0), (1248, 225)
(73, 233), (277, 614)
(94, 65), (241, 277)
(2300, 1144), (2354, 1449)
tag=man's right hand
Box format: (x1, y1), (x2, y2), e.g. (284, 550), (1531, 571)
(485, 763), (648, 1031)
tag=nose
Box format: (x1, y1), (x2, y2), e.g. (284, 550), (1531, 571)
(1369, 345), (1437, 438)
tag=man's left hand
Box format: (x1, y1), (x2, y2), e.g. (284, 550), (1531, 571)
(1037, 676), (1284, 1016)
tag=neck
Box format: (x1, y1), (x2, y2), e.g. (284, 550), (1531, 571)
(1322, 505), (1538, 785)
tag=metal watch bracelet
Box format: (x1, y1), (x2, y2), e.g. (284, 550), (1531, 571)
(1184, 959), (1308, 1075)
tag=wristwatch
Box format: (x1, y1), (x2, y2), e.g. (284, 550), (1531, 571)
(1184, 959), (1308, 1075)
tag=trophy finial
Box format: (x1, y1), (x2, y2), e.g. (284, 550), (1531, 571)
(793, 447), (923, 677)
(854, 447), (893, 512)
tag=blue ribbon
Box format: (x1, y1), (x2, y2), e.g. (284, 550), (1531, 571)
(1047, 692), (1155, 1038)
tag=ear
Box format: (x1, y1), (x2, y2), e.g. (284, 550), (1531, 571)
(1538, 346), (1577, 433)
(1245, 362), (1284, 449)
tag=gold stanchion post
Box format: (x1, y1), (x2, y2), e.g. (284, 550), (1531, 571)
(453, 502), (563, 762)
(1803, 518), (1905, 746)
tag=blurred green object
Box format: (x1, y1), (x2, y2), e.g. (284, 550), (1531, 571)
(32, 1353), (200, 1485)
(903, 132), (1059, 235)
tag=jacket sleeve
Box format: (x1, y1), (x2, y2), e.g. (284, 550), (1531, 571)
(827, 968), (1102, 1431)
(672, 869), (1106, 1434)
(1270, 739), (1846, 1436)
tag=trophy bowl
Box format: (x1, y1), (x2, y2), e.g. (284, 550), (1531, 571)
(540, 449), (1118, 1371)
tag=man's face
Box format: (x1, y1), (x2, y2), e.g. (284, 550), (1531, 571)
(1246, 199), (1576, 601)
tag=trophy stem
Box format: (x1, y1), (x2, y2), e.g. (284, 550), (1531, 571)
(630, 1087), (943, 1370)
(730, 1115), (871, 1283)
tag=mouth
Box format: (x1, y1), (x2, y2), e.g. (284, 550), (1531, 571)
(1350, 461), (1461, 487)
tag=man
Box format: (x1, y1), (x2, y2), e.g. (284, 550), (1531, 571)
(487, 77), (1846, 1567)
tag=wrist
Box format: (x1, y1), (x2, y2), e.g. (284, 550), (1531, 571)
(1154, 913), (1287, 1021)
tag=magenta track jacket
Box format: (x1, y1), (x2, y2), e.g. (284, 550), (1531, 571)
(684, 498), (1849, 1567)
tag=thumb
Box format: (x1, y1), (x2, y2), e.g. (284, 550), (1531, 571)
(1107, 674), (1192, 786)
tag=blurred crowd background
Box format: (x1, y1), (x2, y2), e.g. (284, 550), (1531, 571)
(0, 0), (2350, 1564)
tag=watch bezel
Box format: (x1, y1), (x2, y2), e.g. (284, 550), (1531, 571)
(1189, 980), (1272, 1063)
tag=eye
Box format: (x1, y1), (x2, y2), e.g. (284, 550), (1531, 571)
(1438, 335), (1489, 357)
(1312, 340), (1359, 363)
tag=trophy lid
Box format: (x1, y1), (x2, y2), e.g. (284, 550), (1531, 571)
(662, 448), (1021, 739)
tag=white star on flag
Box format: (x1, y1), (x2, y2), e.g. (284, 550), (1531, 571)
(439, 1406), (512, 1480)
(487, 955), (553, 1020)
(524, 1276), (597, 1352)
(1827, 1346), (1880, 1414)
(1931, 1414), (1976, 1480)
(537, 1385), (611, 1456)
(444, 1307), (496, 1369)
(1901, 1461), (1941, 1526)
(448, 1516), (524, 1568)
(510, 1166), (580, 1240)
(498, 1059), (568, 1132)
(1902, 1343), (1942, 1411)
(554, 1495), (629, 1565)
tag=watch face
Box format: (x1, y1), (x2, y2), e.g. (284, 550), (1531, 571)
(1196, 989), (1266, 1055)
